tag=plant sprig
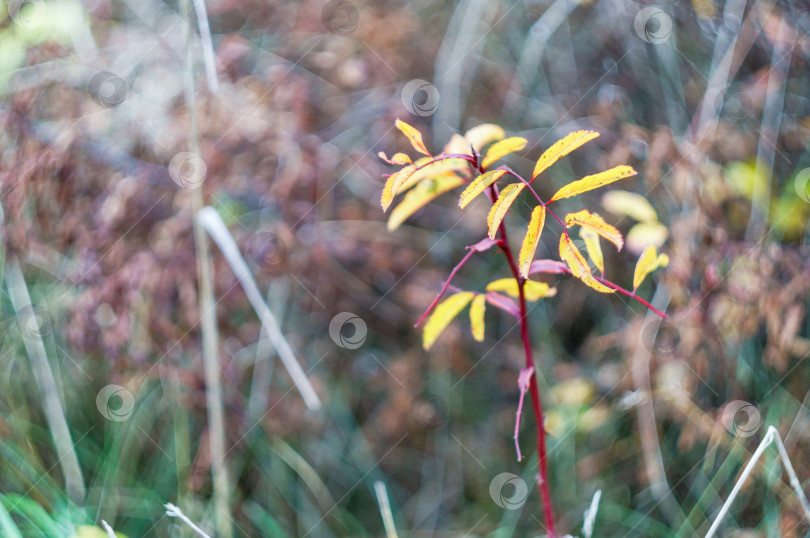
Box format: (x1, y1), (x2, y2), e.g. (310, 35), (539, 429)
(378, 118), (670, 537)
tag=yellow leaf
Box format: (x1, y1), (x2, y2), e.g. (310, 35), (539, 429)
(378, 151), (413, 165)
(519, 205), (546, 278)
(395, 118), (431, 156)
(550, 165), (637, 202)
(458, 170), (508, 209)
(464, 123), (506, 152)
(481, 136), (527, 169)
(524, 280), (557, 301)
(486, 278), (519, 296)
(443, 133), (469, 155)
(387, 173), (465, 231)
(579, 228), (604, 274)
(485, 278), (556, 301)
(559, 234), (615, 293)
(381, 164), (417, 211)
(398, 157), (469, 195)
(469, 294), (486, 342)
(632, 245), (669, 291)
(601, 190), (658, 223)
(423, 291), (475, 350)
(532, 130), (600, 179)
(487, 183), (526, 239)
(564, 209), (623, 250)
(626, 221), (669, 254)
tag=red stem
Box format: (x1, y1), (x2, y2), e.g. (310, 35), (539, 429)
(485, 182), (558, 536)
(414, 248), (477, 328)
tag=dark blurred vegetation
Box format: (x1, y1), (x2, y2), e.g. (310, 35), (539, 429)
(1, 0), (809, 536)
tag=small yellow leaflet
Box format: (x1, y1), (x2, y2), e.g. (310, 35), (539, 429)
(381, 164), (417, 212)
(395, 118), (431, 156)
(559, 234), (614, 293)
(564, 209), (623, 250)
(579, 228), (604, 274)
(533, 130), (600, 179)
(469, 294), (486, 342)
(423, 291), (475, 350)
(485, 278), (556, 301)
(487, 183), (525, 239)
(481, 137), (527, 169)
(464, 123), (506, 152)
(518, 205), (546, 278)
(459, 170), (508, 209)
(387, 173), (464, 230)
(633, 245), (669, 291)
(550, 165), (637, 202)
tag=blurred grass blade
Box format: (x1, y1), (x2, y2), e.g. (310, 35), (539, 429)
(4, 257), (86, 505)
(705, 426), (810, 537)
(373, 481), (399, 538)
(0, 497), (22, 538)
(197, 206), (322, 411)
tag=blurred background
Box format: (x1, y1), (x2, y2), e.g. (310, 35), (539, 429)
(1, 0), (810, 536)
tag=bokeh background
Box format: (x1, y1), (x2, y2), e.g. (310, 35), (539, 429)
(1, 0), (810, 536)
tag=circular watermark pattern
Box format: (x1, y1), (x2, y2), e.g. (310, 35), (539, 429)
(248, 232), (288, 268)
(641, 319), (680, 358)
(489, 472), (529, 510)
(168, 152), (207, 190)
(721, 400), (760, 437)
(794, 168), (810, 203)
(96, 384), (135, 422)
(401, 79), (441, 117)
(329, 312), (367, 349)
(17, 305), (53, 341)
(409, 393), (447, 429)
(718, 91), (753, 124)
(634, 7), (673, 44)
(88, 71), (127, 108)
(321, 0), (359, 36)
(8, 0), (46, 28)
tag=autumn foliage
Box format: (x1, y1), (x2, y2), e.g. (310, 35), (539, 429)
(379, 119), (669, 535)
(380, 119), (668, 350)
